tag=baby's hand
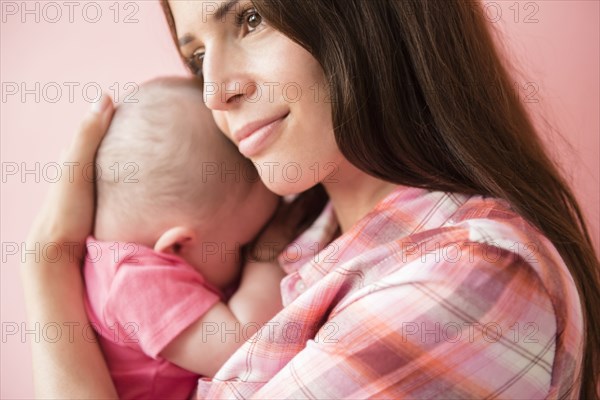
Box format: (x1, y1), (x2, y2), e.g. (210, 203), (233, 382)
(246, 186), (328, 263)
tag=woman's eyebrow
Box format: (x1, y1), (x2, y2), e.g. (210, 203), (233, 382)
(177, 0), (240, 47)
(214, 0), (240, 20)
(179, 34), (194, 47)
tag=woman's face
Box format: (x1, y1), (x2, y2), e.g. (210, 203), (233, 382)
(169, 0), (348, 195)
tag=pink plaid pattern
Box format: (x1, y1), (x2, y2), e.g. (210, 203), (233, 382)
(195, 186), (583, 399)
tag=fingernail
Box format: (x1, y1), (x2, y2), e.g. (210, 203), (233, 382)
(90, 96), (108, 114)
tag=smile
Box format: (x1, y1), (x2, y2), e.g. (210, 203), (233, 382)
(234, 112), (289, 158)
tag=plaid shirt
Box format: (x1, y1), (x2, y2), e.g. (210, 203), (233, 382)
(195, 186), (583, 399)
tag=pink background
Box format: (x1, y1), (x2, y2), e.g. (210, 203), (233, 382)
(1, 1), (598, 397)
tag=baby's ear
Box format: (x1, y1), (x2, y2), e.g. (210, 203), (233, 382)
(154, 227), (197, 254)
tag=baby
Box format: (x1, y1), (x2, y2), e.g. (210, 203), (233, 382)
(84, 76), (283, 399)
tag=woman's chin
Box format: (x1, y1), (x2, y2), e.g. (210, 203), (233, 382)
(262, 178), (318, 197)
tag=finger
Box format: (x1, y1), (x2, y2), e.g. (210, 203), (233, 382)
(26, 97), (115, 252)
(40, 97), (113, 243)
(67, 95), (114, 165)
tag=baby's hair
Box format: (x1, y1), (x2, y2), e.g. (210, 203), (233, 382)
(95, 76), (257, 229)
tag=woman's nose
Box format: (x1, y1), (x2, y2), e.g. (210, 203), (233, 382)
(202, 46), (257, 111)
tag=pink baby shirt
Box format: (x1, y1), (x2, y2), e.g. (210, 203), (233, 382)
(83, 236), (222, 399)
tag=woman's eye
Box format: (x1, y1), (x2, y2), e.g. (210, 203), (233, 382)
(188, 7), (263, 77)
(189, 51), (205, 77)
(236, 8), (263, 33)
(246, 11), (262, 29)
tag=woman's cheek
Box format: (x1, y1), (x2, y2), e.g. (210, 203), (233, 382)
(212, 111), (231, 140)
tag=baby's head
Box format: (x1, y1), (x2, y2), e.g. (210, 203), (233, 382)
(94, 76), (279, 289)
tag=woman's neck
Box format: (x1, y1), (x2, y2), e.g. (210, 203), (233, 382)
(323, 160), (399, 234)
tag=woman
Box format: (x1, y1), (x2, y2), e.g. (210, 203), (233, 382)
(22, 0), (599, 398)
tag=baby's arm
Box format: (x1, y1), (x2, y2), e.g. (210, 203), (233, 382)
(161, 192), (320, 376)
(159, 260), (285, 377)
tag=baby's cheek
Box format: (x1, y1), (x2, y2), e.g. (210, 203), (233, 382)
(234, 215), (266, 248)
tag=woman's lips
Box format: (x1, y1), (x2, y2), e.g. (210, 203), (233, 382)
(234, 112), (289, 158)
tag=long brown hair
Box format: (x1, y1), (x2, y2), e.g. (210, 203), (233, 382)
(160, 0), (599, 397)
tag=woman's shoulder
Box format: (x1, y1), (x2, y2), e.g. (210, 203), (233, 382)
(439, 194), (580, 303)
(359, 190), (575, 280)
(350, 191), (582, 312)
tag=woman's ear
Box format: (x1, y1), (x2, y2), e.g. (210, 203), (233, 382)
(154, 226), (197, 254)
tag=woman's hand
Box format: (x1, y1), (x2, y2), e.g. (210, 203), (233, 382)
(26, 96), (114, 261)
(20, 96), (118, 398)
